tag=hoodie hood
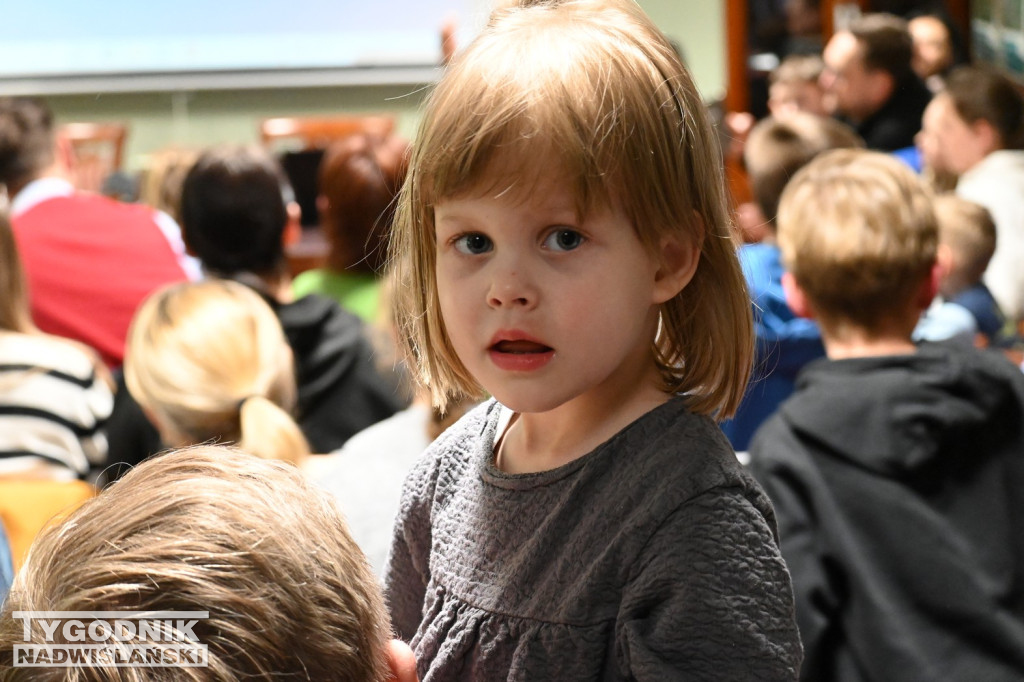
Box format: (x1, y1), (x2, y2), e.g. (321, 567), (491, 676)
(272, 293), (363, 409)
(779, 342), (1023, 476)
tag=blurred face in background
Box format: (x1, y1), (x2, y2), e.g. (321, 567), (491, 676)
(909, 16), (953, 80)
(916, 93), (992, 176)
(769, 80), (829, 118)
(821, 31), (891, 121)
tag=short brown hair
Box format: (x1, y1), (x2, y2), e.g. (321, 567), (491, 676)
(777, 149), (937, 334)
(0, 445), (392, 681)
(744, 112), (862, 227)
(180, 146), (292, 278)
(390, 0), (753, 418)
(0, 97), (55, 188)
(943, 65), (1024, 150)
(849, 13), (916, 85)
(770, 54), (824, 86)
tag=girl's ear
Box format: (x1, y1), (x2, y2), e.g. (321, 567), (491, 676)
(652, 216), (703, 304)
(781, 271), (814, 319)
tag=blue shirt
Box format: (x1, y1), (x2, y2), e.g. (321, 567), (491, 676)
(721, 243), (825, 451)
(952, 283), (1009, 346)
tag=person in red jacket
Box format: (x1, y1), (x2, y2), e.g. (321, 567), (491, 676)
(0, 97), (192, 367)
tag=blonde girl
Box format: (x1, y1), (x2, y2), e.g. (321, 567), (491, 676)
(384, 0), (802, 679)
(124, 279), (309, 466)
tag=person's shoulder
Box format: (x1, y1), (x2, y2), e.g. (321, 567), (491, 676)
(279, 293), (364, 342)
(927, 341), (1024, 388)
(958, 150), (1024, 195)
(402, 400), (499, 494)
(619, 399), (758, 510)
(0, 331), (104, 382)
(738, 242), (781, 284)
(737, 241), (780, 269)
(291, 268), (329, 298)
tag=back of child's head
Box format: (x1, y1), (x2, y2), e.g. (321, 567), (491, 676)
(180, 145), (292, 278)
(932, 194), (996, 297)
(770, 54), (824, 87)
(391, 0), (753, 418)
(125, 279), (310, 464)
(0, 445), (392, 681)
(777, 149), (938, 335)
(319, 133), (408, 275)
(0, 97), (55, 189)
(768, 55), (827, 118)
(744, 112), (862, 228)
(0, 211), (35, 334)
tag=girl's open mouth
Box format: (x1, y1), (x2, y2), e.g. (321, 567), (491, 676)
(488, 340), (555, 371)
(490, 340), (553, 354)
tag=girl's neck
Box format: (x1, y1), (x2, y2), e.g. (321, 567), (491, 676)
(494, 369), (669, 475)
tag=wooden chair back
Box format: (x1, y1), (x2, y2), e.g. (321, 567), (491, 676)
(59, 122), (129, 194)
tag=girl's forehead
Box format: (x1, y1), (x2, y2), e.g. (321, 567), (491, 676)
(434, 149), (616, 216)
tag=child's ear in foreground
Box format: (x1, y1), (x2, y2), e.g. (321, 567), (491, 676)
(652, 216), (704, 304)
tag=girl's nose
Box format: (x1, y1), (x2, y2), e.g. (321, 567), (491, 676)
(487, 266), (538, 310)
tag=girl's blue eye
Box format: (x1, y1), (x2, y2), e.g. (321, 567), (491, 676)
(544, 229), (584, 252)
(454, 233), (493, 255)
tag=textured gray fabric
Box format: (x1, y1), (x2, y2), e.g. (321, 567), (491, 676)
(385, 398), (802, 681)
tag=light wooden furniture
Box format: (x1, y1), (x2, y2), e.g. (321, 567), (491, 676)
(261, 115), (397, 276)
(0, 479), (95, 571)
(260, 115), (395, 151)
(59, 122), (129, 194)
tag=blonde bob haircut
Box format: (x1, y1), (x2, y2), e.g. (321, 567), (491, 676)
(390, 0), (753, 418)
(777, 149), (938, 334)
(0, 445), (392, 681)
(125, 280), (310, 464)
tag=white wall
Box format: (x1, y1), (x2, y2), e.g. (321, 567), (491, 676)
(43, 1), (726, 171)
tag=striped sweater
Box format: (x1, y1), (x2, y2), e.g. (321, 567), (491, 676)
(0, 332), (113, 479)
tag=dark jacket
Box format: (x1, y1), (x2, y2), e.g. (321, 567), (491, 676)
(269, 293), (407, 452)
(846, 76), (932, 152)
(749, 342), (1024, 682)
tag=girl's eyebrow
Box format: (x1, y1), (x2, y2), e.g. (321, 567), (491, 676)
(433, 209), (472, 224)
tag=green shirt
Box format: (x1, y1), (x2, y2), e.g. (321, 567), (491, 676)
(292, 268), (382, 323)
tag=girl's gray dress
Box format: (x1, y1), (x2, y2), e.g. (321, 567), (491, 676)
(385, 398), (802, 681)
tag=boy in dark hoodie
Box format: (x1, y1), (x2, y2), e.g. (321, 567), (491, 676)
(107, 146), (406, 470)
(749, 148), (1024, 682)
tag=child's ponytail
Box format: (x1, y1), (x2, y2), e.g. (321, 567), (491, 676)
(238, 395), (310, 465)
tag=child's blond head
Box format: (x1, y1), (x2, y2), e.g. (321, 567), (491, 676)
(391, 0), (753, 418)
(125, 279), (310, 464)
(0, 445), (392, 681)
(932, 194), (996, 298)
(777, 149), (938, 335)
